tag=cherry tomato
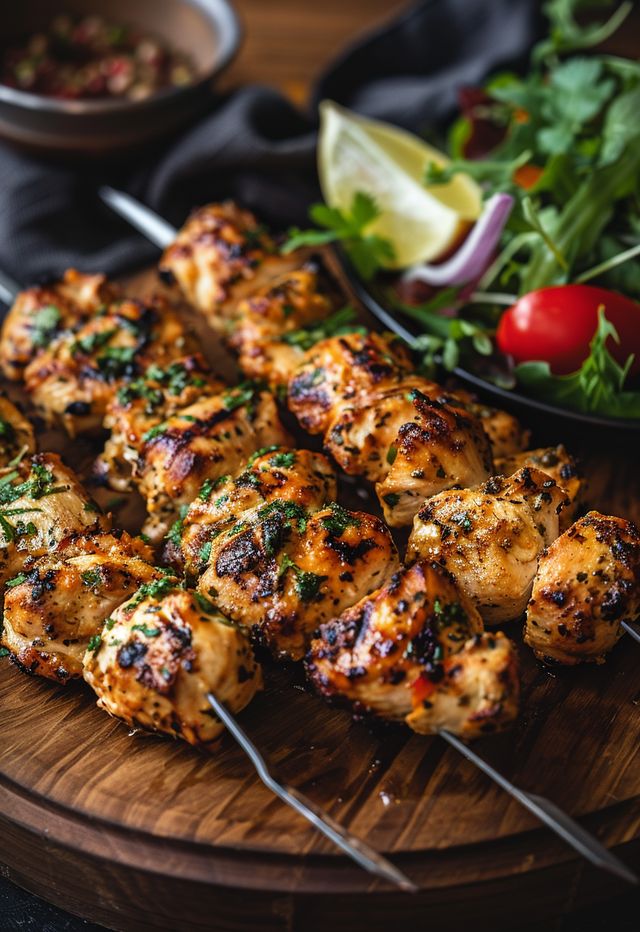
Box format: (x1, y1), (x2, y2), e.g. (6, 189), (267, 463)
(496, 284), (640, 376)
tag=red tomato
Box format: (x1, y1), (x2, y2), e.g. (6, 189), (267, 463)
(496, 285), (640, 376)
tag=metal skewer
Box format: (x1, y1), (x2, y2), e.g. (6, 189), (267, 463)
(622, 621), (640, 645)
(101, 187), (639, 885)
(207, 693), (417, 892)
(0, 268), (21, 307)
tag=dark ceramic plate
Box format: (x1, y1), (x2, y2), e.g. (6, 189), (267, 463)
(339, 253), (640, 437)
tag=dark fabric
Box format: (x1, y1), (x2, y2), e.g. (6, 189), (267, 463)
(0, 0), (542, 287)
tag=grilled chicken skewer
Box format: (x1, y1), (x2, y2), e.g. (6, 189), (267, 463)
(100, 188), (532, 528)
(0, 290), (636, 885)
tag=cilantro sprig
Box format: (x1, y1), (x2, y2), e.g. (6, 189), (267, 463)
(282, 192), (395, 280)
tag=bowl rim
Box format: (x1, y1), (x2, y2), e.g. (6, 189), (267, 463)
(0, 0), (241, 115)
(339, 249), (640, 433)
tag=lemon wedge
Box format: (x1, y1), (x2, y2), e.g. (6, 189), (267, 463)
(318, 100), (483, 269)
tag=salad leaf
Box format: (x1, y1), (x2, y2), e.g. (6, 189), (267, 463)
(282, 192), (395, 280)
(516, 308), (640, 417)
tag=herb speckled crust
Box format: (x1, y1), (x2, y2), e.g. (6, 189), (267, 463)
(525, 511), (640, 664)
(198, 501), (398, 661)
(408, 467), (568, 625)
(137, 388), (291, 543)
(0, 269), (117, 381)
(495, 444), (586, 531)
(83, 586), (262, 748)
(306, 561), (519, 738)
(24, 296), (197, 437)
(1, 530), (158, 682)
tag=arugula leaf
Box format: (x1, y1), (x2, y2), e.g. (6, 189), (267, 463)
(282, 192), (395, 280)
(516, 308), (640, 417)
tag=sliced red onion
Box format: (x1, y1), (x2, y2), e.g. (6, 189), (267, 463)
(402, 193), (514, 288)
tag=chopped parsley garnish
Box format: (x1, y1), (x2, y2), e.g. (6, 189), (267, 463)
(257, 500), (308, 534)
(247, 445), (280, 466)
(222, 381), (259, 414)
(199, 475), (229, 500)
(269, 451), (296, 469)
(81, 569), (103, 589)
(70, 329), (116, 357)
(142, 422), (168, 442)
(96, 345), (137, 381)
(31, 304), (62, 348)
(193, 592), (219, 616)
(279, 553), (327, 602)
(198, 541), (212, 564)
(5, 573), (26, 588)
(320, 502), (360, 536)
(87, 634), (102, 653)
(386, 444), (397, 465)
(129, 575), (177, 608)
(280, 306), (365, 352)
(132, 623), (161, 638)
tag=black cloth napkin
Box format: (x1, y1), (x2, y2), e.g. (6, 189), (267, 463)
(0, 0), (542, 289)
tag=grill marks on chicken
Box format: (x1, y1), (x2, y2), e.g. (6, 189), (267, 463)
(99, 354), (226, 491)
(1, 530), (160, 682)
(0, 270), (117, 381)
(177, 447), (337, 579)
(158, 202), (305, 328)
(525, 512), (640, 665)
(24, 296), (197, 436)
(162, 440), (397, 661)
(408, 467), (568, 625)
(83, 584), (262, 748)
(306, 561), (519, 738)
(137, 386), (291, 543)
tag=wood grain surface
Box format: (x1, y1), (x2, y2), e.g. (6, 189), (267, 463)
(0, 264), (639, 932)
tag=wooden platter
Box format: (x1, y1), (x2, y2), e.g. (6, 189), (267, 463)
(0, 270), (639, 931)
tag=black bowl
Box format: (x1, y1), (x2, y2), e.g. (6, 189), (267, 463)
(0, 0), (241, 155)
(339, 253), (640, 441)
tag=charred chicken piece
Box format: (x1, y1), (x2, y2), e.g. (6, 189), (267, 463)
(83, 582), (262, 748)
(453, 391), (531, 458)
(326, 382), (493, 527)
(158, 202), (306, 330)
(306, 561), (519, 738)
(1, 530), (159, 682)
(287, 331), (413, 435)
(178, 447), (337, 578)
(408, 467), (568, 625)
(0, 396), (36, 466)
(0, 270), (116, 381)
(137, 384), (291, 543)
(99, 354), (226, 491)
(229, 263), (341, 390)
(0, 452), (108, 586)
(198, 500), (399, 661)
(24, 296), (197, 436)
(495, 444), (585, 531)
(525, 512), (640, 665)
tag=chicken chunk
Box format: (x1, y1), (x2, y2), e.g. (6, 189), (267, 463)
(24, 296), (197, 436)
(177, 447), (337, 578)
(306, 561), (519, 738)
(0, 270), (116, 381)
(158, 202), (306, 330)
(287, 331), (413, 435)
(198, 501), (399, 660)
(1, 530), (159, 682)
(98, 354), (225, 490)
(0, 396), (36, 467)
(495, 445), (585, 531)
(83, 582), (262, 748)
(525, 512), (640, 665)
(326, 383), (493, 527)
(454, 392), (531, 458)
(407, 467), (568, 624)
(137, 385), (291, 543)
(0, 453), (108, 586)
